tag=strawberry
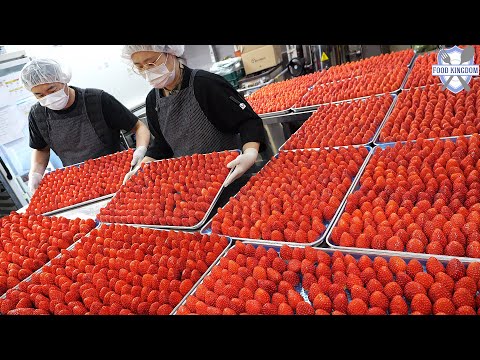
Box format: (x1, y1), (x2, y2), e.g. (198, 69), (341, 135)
(301, 259), (316, 275)
(272, 258), (287, 273)
(404, 281), (427, 301)
(414, 272), (434, 290)
(426, 257), (445, 277)
(452, 288), (475, 308)
(346, 273), (363, 290)
(313, 292), (332, 313)
(262, 303), (278, 315)
(278, 280), (294, 295)
(389, 295), (408, 315)
(287, 289), (304, 309)
(376, 266), (394, 286)
(296, 301), (315, 315)
(466, 241), (480, 258)
(426, 241), (444, 255)
(347, 298), (368, 315)
(410, 293), (432, 314)
(245, 299), (262, 314)
(302, 273), (317, 291)
(253, 266), (267, 281)
(317, 276), (332, 294)
(350, 285), (369, 304)
(258, 279), (277, 296)
(383, 282), (403, 300)
(331, 258), (346, 273)
(366, 279), (383, 294)
(369, 290), (389, 311)
(282, 271), (300, 287)
(279, 245), (293, 260)
(271, 292), (287, 306)
(360, 267), (376, 285)
(406, 259), (423, 279)
(229, 298), (245, 314)
(388, 256), (407, 274)
(366, 307), (386, 315)
(435, 273), (455, 293)
(277, 302), (294, 315)
(428, 282), (451, 303)
(333, 272), (348, 287)
(433, 298), (456, 315)
(315, 263), (332, 279)
(454, 277), (477, 295)
(316, 250), (331, 266)
(328, 283), (345, 301)
(446, 258), (466, 281)
(315, 309), (330, 315)
(456, 304), (476, 315)
(466, 262), (480, 283)
(333, 292), (348, 313)
(332, 310), (346, 315)
(358, 255), (373, 271)
(444, 241), (465, 257)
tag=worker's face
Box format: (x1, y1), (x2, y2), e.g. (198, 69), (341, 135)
(131, 51), (176, 75)
(31, 82), (67, 99)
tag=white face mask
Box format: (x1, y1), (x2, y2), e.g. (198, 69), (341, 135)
(38, 84), (70, 110)
(144, 54), (176, 89)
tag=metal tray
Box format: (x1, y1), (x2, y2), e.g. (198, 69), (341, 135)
(200, 146), (374, 247)
(325, 137), (480, 263)
(41, 193), (115, 217)
(172, 240), (478, 315)
(258, 109), (293, 118)
(50, 198), (113, 220)
(407, 49), (417, 69)
(97, 149), (241, 231)
(279, 93), (398, 151)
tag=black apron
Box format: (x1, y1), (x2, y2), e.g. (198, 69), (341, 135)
(39, 88), (120, 166)
(154, 69), (238, 157)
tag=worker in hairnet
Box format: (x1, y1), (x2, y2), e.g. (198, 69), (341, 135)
(121, 45), (266, 188)
(20, 58), (151, 194)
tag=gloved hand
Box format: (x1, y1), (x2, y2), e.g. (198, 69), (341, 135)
(122, 163), (142, 185)
(224, 148), (258, 187)
(131, 145), (147, 168)
(28, 171), (44, 194)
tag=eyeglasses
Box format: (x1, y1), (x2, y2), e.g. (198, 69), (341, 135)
(131, 53), (166, 75)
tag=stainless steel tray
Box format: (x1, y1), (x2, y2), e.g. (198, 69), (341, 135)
(258, 109), (293, 118)
(200, 146), (374, 247)
(50, 198), (113, 220)
(279, 93), (398, 151)
(97, 149), (241, 231)
(325, 137), (480, 263)
(172, 240), (478, 315)
(42, 193), (115, 216)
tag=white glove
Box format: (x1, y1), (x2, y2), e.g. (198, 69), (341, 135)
(224, 148), (258, 187)
(131, 145), (147, 168)
(28, 171), (44, 194)
(122, 163), (141, 185)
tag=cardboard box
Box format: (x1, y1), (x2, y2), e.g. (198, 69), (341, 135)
(235, 45), (265, 53)
(241, 45), (282, 75)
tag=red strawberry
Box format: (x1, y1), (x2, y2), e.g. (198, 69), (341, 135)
(283, 270), (300, 287)
(257, 280), (276, 297)
(245, 299), (262, 314)
(454, 277), (477, 295)
(271, 292), (287, 307)
(313, 293), (332, 313)
(346, 263), (361, 276)
(466, 241), (480, 258)
(332, 310), (346, 315)
(406, 259), (423, 279)
(369, 290), (389, 311)
(410, 293), (432, 314)
(466, 262), (480, 282)
(262, 303), (278, 315)
(373, 256), (388, 272)
(287, 289), (304, 309)
(333, 292), (348, 313)
(279, 245), (293, 260)
(358, 255), (373, 271)
(434, 273), (455, 293)
(383, 282), (403, 300)
(406, 238), (425, 253)
(388, 256), (407, 274)
(333, 271), (348, 287)
(316, 250), (331, 266)
(414, 272), (434, 290)
(455, 305), (476, 315)
(277, 302), (294, 315)
(315, 309), (330, 315)
(350, 285), (369, 303)
(347, 298), (368, 315)
(304, 246), (318, 262)
(433, 298), (456, 315)
(296, 301), (315, 315)
(315, 263), (332, 279)
(317, 276), (332, 294)
(446, 258), (466, 281)
(395, 271), (413, 290)
(328, 283), (345, 301)
(302, 273), (317, 291)
(267, 267), (283, 284)
(230, 298), (245, 314)
(444, 241), (465, 257)
(277, 280), (294, 295)
(360, 267), (376, 285)
(389, 295), (408, 315)
(426, 257), (445, 277)
(287, 259), (302, 273)
(366, 307), (386, 315)
(376, 266), (394, 286)
(346, 274), (363, 290)
(366, 278), (383, 294)
(426, 241), (444, 255)
(404, 281), (427, 301)
(301, 259), (316, 275)
(452, 288), (475, 308)
(331, 258), (346, 274)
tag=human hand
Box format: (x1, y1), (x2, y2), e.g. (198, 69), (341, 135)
(131, 145), (147, 168)
(224, 148), (258, 187)
(28, 171), (44, 194)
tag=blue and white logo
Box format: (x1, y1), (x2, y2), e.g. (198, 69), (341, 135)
(432, 46), (478, 93)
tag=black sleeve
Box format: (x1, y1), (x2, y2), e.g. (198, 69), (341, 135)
(100, 92), (139, 132)
(28, 110), (48, 149)
(144, 90), (174, 160)
(193, 70), (266, 152)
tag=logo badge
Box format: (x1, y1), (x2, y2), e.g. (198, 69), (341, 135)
(432, 45), (478, 93)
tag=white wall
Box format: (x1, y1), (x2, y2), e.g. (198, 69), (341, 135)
(4, 45), (152, 110)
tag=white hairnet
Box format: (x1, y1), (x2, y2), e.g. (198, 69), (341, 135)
(121, 45), (185, 62)
(20, 58), (71, 91)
